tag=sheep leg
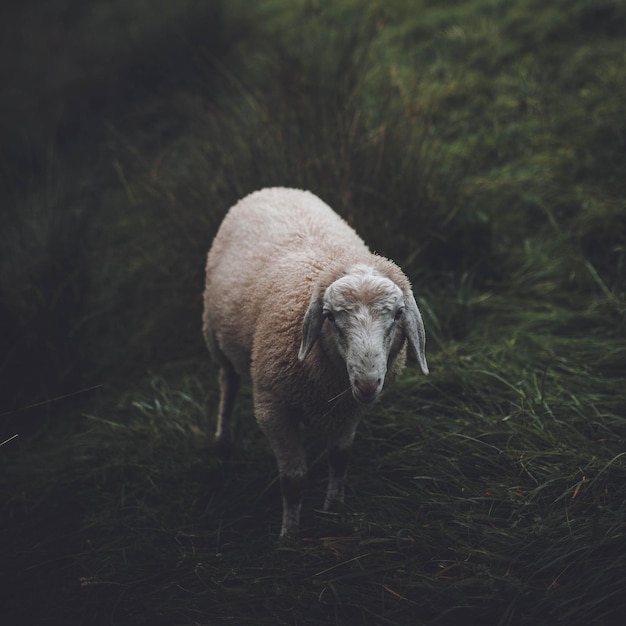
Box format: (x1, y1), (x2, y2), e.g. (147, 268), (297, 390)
(324, 422), (358, 511)
(279, 465), (306, 539)
(258, 412), (307, 538)
(277, 439), (307, 538)
(214, 365), (240, 456)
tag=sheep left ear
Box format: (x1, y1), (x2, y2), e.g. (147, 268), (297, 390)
(298, 296), (325, 361)
(402, 291), (429, 375)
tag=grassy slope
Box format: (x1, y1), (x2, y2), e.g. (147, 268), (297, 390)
(1, 0), (625, 624)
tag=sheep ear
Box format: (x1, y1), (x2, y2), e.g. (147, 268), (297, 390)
(402, 292), (429, 375)
(298, 297), (325, 361)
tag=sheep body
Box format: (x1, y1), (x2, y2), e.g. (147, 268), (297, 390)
(203, 187), (428, 537)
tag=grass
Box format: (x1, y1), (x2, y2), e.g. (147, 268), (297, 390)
(1, 0), (625, 624)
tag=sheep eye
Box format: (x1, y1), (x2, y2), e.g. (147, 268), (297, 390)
(323, 309), (335, 324)
(394, 308), (404, 321)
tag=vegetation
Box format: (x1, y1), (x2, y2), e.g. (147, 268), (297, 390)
(1, 0), (624, 623)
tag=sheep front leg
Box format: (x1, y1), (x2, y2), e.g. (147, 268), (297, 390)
(324, 421), (359, 511)
(257, 409), (307, 539)
(279, 463), (307, 539)
(214, 365), (240, 456)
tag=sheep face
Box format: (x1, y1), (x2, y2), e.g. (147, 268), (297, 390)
(321, 269), (405, 404)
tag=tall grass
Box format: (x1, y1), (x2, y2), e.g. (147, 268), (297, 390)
(1, 0), (625, 624)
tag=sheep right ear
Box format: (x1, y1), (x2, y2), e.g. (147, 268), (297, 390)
(298, 296), (325, 361)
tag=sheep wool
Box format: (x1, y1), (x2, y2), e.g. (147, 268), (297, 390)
(203, 187), (428, 538)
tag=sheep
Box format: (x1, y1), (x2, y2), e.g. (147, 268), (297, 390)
(202, 187), (428, 539)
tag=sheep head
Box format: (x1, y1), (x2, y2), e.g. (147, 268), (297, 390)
(298, 263), (428, 404)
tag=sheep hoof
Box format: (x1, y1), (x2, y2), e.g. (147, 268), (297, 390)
(277, 530), (300, 547)
(319, 499), (349, 517)
(322, 495), (346, 513)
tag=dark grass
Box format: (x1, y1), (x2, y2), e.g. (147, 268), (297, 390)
(1, 0), (625, 624)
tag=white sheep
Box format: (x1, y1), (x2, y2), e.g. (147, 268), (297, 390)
(202, 187), (428, 538)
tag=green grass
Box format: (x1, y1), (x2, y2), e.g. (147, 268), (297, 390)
(1, 0), (625, 624)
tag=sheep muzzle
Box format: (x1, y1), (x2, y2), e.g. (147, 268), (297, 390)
(351, 376), (383, 404)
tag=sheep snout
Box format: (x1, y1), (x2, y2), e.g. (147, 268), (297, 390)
(353, 377), (383, 404)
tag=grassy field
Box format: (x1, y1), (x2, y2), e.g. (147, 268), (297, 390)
(1, 0), (625, 624)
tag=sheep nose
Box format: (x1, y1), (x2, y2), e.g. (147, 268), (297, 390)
(354, 378), (381, 403)
(356, 379), (380, 394)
